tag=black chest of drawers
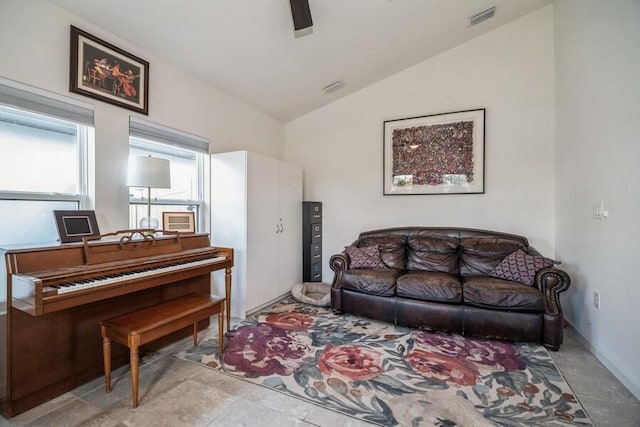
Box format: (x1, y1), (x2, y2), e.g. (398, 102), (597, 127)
(302, 201), (322, 282)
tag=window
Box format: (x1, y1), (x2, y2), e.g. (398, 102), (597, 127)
(128, 118), (209, 232)
(0, 78), (93, 246)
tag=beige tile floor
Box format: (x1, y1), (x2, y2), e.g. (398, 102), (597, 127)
(1, 322), (638, 427)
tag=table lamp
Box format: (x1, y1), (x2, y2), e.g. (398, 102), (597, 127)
(127, 155), (171, 229)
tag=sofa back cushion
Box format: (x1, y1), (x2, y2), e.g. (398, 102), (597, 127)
(459, 236), (527, 276)
(358, 234), (406, 269)
(406, 235), (459, 274)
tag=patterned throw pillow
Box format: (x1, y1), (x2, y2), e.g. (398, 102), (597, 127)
(489, 249), (558, 285)
(345, 245), (386, 269)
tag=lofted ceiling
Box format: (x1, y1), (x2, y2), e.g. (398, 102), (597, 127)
(50, 0), (552, 122)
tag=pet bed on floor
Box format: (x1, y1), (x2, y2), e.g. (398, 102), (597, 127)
(291, 282), (331, 307)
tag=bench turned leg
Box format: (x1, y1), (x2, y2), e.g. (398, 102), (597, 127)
(130, 346), (140, 408)
(101, 331), (111, 393)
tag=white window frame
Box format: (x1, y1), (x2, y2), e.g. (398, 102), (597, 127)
(0, 77), (94, 209)
(128, 117), (210, 233)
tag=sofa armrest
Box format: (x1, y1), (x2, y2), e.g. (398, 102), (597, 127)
(535, 267), (571, 316)
(329, 252), (349, 289)
(535, 267), (570, 350)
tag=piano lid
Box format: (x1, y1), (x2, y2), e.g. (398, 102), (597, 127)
(4, 231), (213, 274)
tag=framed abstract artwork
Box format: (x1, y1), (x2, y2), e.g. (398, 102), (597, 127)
(383, 109), (485, 195)
(69, 25), (149, 115)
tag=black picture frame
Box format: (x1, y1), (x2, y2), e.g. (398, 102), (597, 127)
(383, 109), (485, 195)
(69, 25), (149, 115)
(54, 210), (101, 243)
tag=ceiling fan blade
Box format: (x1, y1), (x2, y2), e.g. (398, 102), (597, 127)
(290, 0), (313, 31)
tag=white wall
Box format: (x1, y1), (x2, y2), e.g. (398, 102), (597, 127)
(285, 7), (556, 277)
(0, 0), (284, 232)
(555, 0), (640, 397)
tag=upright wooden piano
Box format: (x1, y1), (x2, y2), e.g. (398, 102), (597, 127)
(0, 231), (233, 417)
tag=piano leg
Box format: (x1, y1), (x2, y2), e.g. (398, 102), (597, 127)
(225, 267), (232, 332)
(218, 308), (224, 353)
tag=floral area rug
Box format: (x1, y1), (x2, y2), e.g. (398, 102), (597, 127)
(176, 298), (591, 426)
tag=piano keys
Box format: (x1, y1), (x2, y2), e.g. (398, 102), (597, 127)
(0, 231), (233, 418)
(10, 245), (229, 316)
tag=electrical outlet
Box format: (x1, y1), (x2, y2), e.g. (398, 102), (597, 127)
(593, 291), (600, 309)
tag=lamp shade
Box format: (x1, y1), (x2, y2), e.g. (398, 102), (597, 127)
(127, 156), (171, 188)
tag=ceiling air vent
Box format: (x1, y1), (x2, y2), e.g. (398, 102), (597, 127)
(469, 6), (496, 26)
(322, 80), (344, 94)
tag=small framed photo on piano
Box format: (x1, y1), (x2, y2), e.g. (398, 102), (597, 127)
(54, 210), (101, 243)
(162, 211), (196, 233)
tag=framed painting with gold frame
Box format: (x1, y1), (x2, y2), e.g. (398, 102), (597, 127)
(69, 25), (149, 115)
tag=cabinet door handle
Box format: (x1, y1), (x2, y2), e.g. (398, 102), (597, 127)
(280, 223), (284, 233)
(276, 224), (280, 234)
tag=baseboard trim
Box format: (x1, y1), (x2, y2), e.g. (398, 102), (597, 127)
(565, 321), (640, 400)
(246, 292), (291, 317)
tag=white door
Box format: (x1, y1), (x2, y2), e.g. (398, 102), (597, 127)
(210, 151), (249, 318)
(246, 153), (280, 311)
(277, 161), (303, 296)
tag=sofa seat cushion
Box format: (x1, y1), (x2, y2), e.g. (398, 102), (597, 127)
(342, 269), (401, 296)
(462, 276), (544, 312)
(397, 271), (462, 303)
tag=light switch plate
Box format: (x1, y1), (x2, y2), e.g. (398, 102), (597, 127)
(593, 202), (603, 219)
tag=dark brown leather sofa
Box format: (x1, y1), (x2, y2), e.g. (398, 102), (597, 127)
(329, 227), (571, 350)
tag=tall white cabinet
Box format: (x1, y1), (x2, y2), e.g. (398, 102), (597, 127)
(211, 151), (302, 318)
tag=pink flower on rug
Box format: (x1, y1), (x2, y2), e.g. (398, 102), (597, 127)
(318, 345), (384, 381)
(223, 323), (312, 376)
(413, 332), (525, 372)
(413, 332), (469, 355)
(406, 349), (478, 386)
(265, 312), (314, 330)
(464, 339), (525, 372)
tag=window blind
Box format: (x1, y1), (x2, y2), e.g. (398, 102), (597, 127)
(0, 76), (94, 126)
(129, 117), (209, 153)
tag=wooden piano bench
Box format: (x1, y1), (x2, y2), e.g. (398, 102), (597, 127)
(99, 293), (225, 408)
